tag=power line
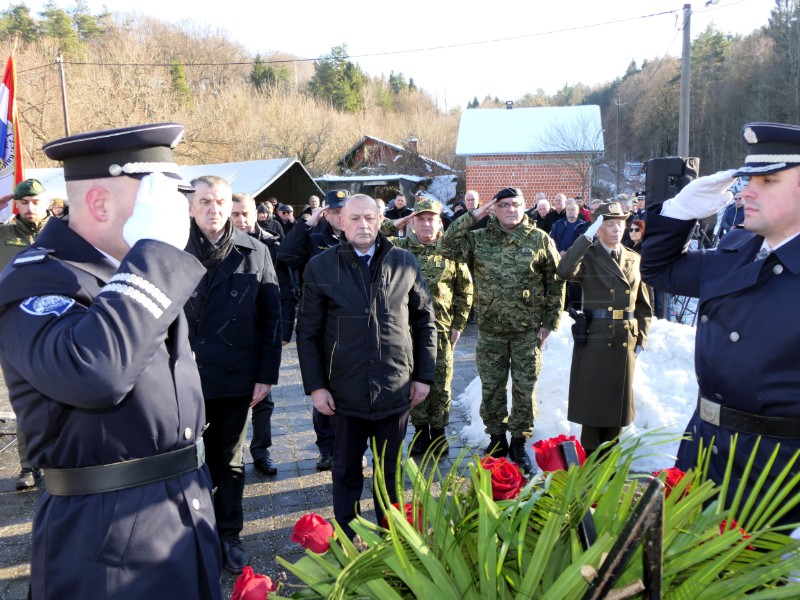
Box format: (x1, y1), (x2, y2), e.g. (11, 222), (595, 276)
(19, 7), (685, 74)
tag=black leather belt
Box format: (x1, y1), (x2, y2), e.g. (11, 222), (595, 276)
(698, 397), (800, 439)
(42, 439), (205, 496)
(588, 309), (635, 320)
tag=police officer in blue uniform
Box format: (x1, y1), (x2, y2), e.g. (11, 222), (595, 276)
(0, 124), (222, 599)
(642, 122), (800, 525)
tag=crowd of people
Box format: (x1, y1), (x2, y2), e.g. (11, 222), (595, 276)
(1, 118), (799, 598)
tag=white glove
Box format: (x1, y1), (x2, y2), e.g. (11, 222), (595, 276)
(583, 215), (604, 239)
(123, 173), (190, 250)
(661, 169), (737, 220)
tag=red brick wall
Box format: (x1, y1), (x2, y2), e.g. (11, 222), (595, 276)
(465, 154), (589, 207)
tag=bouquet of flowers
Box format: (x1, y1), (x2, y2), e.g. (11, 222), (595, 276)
(256, 434), (800, 599)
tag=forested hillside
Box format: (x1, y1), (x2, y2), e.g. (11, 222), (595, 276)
(2, 0), (799, 180)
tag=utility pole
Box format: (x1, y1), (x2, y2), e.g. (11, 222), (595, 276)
(616, 97), (621, 193)
(56, 53), (70, 137)
(677, 4), (691, 157)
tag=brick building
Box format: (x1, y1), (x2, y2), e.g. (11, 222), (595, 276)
(455, 105), (604, 207)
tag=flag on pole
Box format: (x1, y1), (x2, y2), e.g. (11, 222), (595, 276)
(0, 56), (23, 222)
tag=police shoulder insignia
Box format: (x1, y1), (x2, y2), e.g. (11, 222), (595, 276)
(13, 248), (53, 266)
(20, 296), (75, 317)
(5, 239), (26, 247)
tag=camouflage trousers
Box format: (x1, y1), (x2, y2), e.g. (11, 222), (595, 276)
(477, 328), (542, 438)
(410, 331), (453, 429)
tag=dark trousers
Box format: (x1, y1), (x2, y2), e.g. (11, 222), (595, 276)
(281, 296), (298, 344)
(313, 407), (335, 455)
(204, 397), (251, 540)
(250, 392), (275, 461)
(580, 425), (621, 454)
(331, 410), (409, 539)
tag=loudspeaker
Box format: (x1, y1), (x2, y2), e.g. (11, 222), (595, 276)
(644, 156), (700, 208)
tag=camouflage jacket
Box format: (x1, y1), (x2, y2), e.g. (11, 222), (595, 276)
(439, 212), (564, 334)
(392, 231), (473, 335)
(0, 216), (49, 270)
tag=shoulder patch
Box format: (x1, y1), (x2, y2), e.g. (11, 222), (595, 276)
(20, 296), (75, 317)
(13, 248), (54, 267)
(5, 239), (27, 247)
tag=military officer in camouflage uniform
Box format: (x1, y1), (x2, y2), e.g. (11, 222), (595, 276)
(389, 197), (473, 456)
(439, 187), (564, 473)
(0, 179), (51, 489)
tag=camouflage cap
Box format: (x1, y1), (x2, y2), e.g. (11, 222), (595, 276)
(591, 201), (629, 222)
(412, 198), (442, 216)
(14, 179), (46, 200)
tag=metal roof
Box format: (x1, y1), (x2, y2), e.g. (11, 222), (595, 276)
(455, 105), (604, 156)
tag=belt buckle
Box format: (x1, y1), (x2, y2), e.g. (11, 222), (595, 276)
(195, 438), (205, 469)
(699, 397), (721, 426)
(612, 309), (624, 320)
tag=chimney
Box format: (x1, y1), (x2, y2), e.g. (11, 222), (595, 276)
(505, 101), (514, 110)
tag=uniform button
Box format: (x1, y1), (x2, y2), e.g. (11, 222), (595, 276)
(197, 362), (204, 369)
(607, 343), (612, 348)
(199, 338), (206, 344)
(700, 315), (708, 324)
(712, 445), (718, 455)
(714, 393), (723, 400)
(773, 264), (784, 274)
(364, 309), (369, 314)
(192, 498), (201, 511)
(369, 359), (374, 364)
(191, 291), (198, 298)
(607, 306), (613, 311)
(184, 427), (192, 440)
(608, 325), (613, 330)
(730, 331), (740, 342)
(622, 342), (628, 348)
(609, 289), (614, 293)
(230, 290), (238, 297)
(625, 290), (630, 295)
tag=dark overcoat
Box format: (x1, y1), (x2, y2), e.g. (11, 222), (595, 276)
(642, 212), (800, 523)
(0, 218), (221, 600)
(558, 236), (651, 427)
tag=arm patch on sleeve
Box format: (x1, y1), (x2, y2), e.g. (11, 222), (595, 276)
(20, 296), (76, 317)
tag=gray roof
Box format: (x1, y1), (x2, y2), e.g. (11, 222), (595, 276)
(26, 157), (321, 202)
(456, 105), (604, 156)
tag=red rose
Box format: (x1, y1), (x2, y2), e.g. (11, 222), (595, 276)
(290, 513), (334, 554)
(381, 502), (424, 532)
(480, 456), (525, 500)
(230, 566), (276, 600)
(652, 467), (688, 499)
(720, 518), (754, 550)
(532, 435), (586, 472)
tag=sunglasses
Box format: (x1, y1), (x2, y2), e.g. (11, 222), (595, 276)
(630, 227), (641, 232)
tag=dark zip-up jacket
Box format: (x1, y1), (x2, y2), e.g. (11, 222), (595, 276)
(296, 232), (437, 419)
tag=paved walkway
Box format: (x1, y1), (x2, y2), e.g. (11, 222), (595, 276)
(0, 323), (480, 599)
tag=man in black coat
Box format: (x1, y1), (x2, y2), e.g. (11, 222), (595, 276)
(185, 176), (282, 573)
(296, 194), (436, 539)
(279, 189), (348, 471)
(0, 123), (222, 599)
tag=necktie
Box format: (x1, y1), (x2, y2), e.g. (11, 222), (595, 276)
(754, 248), (771, 262)
(611, 249), (621, 264)
(358, 254), (371, 296)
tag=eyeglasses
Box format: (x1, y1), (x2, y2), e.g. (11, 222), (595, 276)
(630, 227), (641, 232)
(496, 201), (524, 210)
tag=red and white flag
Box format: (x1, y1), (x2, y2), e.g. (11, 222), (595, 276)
(0, 56), (24, 222)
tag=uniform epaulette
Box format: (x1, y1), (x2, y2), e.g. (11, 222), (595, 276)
(13, 248), (54, 267)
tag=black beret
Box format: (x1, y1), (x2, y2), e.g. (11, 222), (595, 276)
(493, 187), (523, 201)
(735, 122), (800, 176)
(43, 123), (193, 191)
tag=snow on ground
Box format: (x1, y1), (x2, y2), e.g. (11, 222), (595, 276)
(453, 314), (699, 472)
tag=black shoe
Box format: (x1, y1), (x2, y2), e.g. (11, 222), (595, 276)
(221, 537), (250, 574)
(508, 436), (532, 474)
(16, 468), (41, 490)
(485, 434), (509, 458)
(253, 454), (278, 476)
(429, 428), (449, 454)
(316, 453), (333, 471)
(409, 425), (431, 457)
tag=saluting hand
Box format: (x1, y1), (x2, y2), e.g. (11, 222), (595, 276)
(409, 381), (430, 408)
(123, 173), (190, 250)
(472, 198), (496, 221)
(306, 206), (326, 228)
(0, 193), (12, 212)
(311, 388), (336, 415)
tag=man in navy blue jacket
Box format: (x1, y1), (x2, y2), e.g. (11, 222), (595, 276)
(642, 122), (800, 525)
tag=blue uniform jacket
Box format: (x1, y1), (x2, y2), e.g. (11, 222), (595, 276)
(0, 218), (221, 599)
(641, 211), (800, 523)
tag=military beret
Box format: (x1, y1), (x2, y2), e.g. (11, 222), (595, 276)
(257, 204), (269, 214)
(42, 123), (193, 191)
(493, 187), (523, 201)
(277, 204), (293, 213)
(14, 179), (46, 200)
(735, 122), (800, 176)
(324, 189), (349, 209)
(412, 197), (442, 216)
(591, 201), (629, 222)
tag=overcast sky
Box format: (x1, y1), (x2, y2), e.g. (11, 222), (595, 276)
(26, 0), (778, 110)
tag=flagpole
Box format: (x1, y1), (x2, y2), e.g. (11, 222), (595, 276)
(56, 53), (70, 136)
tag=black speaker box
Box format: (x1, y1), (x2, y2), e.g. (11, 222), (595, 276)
(644, 156), (700, 209)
